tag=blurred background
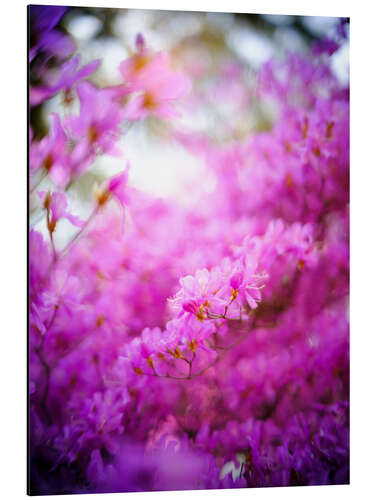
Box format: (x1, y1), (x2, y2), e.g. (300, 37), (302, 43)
(29, 7), (349, 244)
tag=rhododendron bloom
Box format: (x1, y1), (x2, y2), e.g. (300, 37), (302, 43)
(118, 50), (171, 92)
(30, 113), (70, 186)
(94, 164), (130, 210)
(38, 190), (84, 230)
(30, 55), (101, 106)
(171, 268), (227, 320)
(107, 163), (130, 206)
(124, 70), (191, 120)
(29, 5), (73, 61)
(228, 266), (264, 309)
(65, 82), (124, 158)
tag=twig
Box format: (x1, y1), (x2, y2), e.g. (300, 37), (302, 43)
(30, 170), (47, 195)
(60, 206), (99, 256)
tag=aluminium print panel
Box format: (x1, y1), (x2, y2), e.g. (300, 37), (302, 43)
(28, 4), (349, 495)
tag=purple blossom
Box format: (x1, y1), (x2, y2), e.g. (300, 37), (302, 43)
(30, 55), (101, 106)
(29, 5), (74, 62)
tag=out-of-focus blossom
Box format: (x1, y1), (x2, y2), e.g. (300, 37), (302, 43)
(312, 37), (340, 56)
(109, 41), (191, 120)
(124, 70), (191, 120)
(107, 163), (130, 206)
(119, 50), (170, 92)
(29, 55), (101, 106)
(29, 5), (74, 61)
(38, 190), (84, 230)
(135, 33), (145, 52)
(29, 113), (70, 187)
(94, 163), (130, 208)
(337, 18), (349, 39)
(65, 81), (124, 159)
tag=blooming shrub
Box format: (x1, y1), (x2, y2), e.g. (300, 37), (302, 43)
(28, 7), (349, 495)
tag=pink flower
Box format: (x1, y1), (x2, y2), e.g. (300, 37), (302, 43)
(30, 113), (71, 187)
(124, 69), (191, 120)
(94, 164), (130, 208)
(64, 82), (124, 158)
(38, 190), (84, 231)
(141, 327), (165, 353)
(41, 269), (82, 311)
(108, 163), (130, 206)
(170, 268), (227, 321)
(229, 266), (264, 309)
(29, 55), (101, 106)
(135, 33), (145, 52)
(175, 316), (216, 347)
(118, 50), (170, 92)
(108, 40), (190, 120)
(312, 37), (340, 57)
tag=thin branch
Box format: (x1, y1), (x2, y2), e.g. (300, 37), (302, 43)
(143, 323), (253, 382)
(60, 206), (99, 256)
(188, 327), (252, 379)
(30, 170), (47, 195)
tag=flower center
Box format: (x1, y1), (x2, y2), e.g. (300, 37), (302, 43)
(88, 124), (100, 144)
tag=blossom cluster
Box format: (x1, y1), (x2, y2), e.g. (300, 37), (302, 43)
(28, 6), (349, 495)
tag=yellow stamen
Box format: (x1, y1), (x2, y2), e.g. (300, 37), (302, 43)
(94, 185), (111, 206)
(167, 347), (182, 359)
(174, 346), (182, 358)
(133, 54), (151, 72)
(196, 304), (206, 322)
(96, 315), (105, 327)
(143, 92), (157, 110)
(188, 339), (198, 353)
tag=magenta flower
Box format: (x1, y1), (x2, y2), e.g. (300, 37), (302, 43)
(57, 56), (101, 93)
(41, 269), (82, 311)
(94, 163), (130, 208)
(64, 82), (124, 159)
(135, 33), (145, 52)
(111, 42), (190, 120)
(124, 69), (191, 120)
(30, 55), (101, 106)
(30, 113), (71, 187)
(312, 37), (340, 57)
(176, 316), (216, 348)
(228, 265), (264, 310)
(37, 190), (84, 231)
(170, 267), (228, 321)
(108, 163), (130, 206)
(118, 50), (170, 92)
